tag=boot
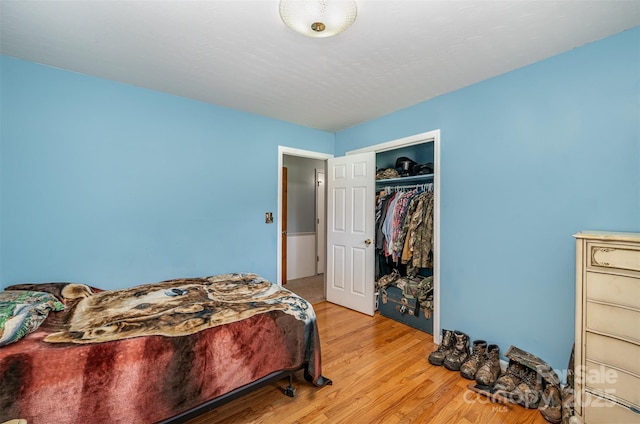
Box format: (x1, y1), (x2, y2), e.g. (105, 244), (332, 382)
(460, 339), (487, 379)
(561, 384), (574, 424)
(475, 344), (500, 386)
(444, 331), (471, 371)
(561, 344), (575, 424)
(566, 344), (575, 390)
(510, 368), (543, 409)
(539, 384), (562, 423)
(494, 360), (528, 392)
(428, 329), (454, 366)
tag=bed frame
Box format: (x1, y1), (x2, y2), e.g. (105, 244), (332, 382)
(161, 367), (304, 423)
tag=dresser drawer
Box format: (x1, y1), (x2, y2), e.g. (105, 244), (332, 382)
(583, 394), (640, 424)
(586, 332), (640, 376)
(586, 302), (640, 343)
(586, 272), (640, 310)
(585, 360), (640, 409)
(587, 242), (640, 277)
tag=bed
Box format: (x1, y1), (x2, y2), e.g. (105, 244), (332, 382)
(0, 273), (331, 423)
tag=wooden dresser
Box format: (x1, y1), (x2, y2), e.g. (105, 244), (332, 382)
(574, 231), (640, 423)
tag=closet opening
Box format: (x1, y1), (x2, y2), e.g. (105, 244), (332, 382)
(345, 129), (441, 343)
(374, 145), (436, 334)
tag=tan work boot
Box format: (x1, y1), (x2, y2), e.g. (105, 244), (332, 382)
(444, 330), (471, 371)
(460, 339), (487, 380)
(428, 329), (454, 366)
(494, 360), (528, 392)
(510, 368), (544, 408)
(475, 344), (501, 386)
(539, 384), (562, 423)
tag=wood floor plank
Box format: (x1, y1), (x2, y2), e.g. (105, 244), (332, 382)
(186, 301), (549, 424)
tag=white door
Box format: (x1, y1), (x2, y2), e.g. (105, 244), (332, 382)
(326, 152), (376, 316)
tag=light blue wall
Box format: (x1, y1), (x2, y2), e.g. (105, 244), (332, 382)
(336, 27), (640, 373)
(2, 27), (638, 374)
(0, 55), (334, 288)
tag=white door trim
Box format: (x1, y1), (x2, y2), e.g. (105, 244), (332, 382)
(315, 168), (326, 275)
(277, 146), (333, 286)
(346, 129), (442, 344)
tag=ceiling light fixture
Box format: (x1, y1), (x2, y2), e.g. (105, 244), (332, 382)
(279, 0), (357, 38)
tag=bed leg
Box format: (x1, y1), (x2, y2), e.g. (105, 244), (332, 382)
(284, 374), (296, 397)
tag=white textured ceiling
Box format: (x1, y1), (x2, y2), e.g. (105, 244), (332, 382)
(1, 0), (639, 132)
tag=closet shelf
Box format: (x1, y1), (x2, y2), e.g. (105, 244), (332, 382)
(376, 174), (433, 185)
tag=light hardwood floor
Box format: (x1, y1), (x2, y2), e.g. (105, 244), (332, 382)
(187, 301), (549, 424)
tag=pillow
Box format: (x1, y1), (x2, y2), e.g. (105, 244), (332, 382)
(0, 290), (65, 347)
(5, 282), (99, 301)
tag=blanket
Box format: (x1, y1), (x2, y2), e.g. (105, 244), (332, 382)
(0, 273), (329, 423)
(40, 273), (312, 344)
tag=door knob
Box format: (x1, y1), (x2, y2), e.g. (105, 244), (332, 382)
(365, 239), (372, 245)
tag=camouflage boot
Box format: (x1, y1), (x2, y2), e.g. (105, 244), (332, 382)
(493, 360), (528, 392)
(561, 384), (574, 424)
(510, 368), (544, 408)
(475, 344), (501, 386)
(539, 384), (562, 423)
(566, 345), (575, 389)
(561, 344), (575, 424)
(428, 329), (454, 366)
(460, 339), (487, 380)
(444, 331), (471, 371)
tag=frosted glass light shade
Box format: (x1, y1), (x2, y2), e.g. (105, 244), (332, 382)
(279, 0), (357, 38)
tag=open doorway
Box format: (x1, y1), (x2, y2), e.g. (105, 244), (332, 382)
(277, 147), (333, 295)
(282, 155), (326, 280)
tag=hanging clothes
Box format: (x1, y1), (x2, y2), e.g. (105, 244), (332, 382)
(400, 192), (427, 263)
(375, 183), (434, 272)
(406, 191), (434, 271)
(381, 193), (400, 256)
(389, 189), (417, 262)
(375, 192), (391, 252)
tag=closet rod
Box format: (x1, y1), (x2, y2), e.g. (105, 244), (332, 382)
(380, 182), (433, 193)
